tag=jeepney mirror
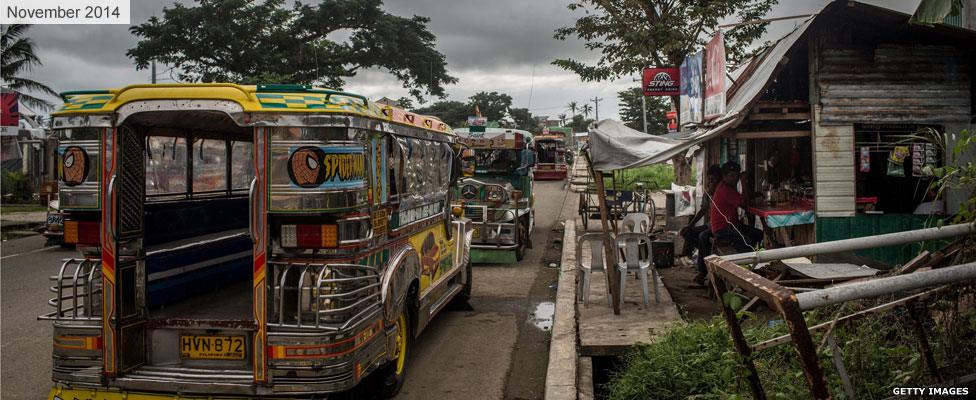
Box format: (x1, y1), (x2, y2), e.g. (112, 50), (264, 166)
(460, 148), (476, 177)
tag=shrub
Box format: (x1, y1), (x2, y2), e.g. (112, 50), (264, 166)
(1, 170), (34, 203)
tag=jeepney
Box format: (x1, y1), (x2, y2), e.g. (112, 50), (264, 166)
(452, 127), (535, 263)
(40, 83), (474, 399)
(533, 133), (568, 180)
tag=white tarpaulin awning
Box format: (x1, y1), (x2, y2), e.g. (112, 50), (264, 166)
(586, 119), (682, 171)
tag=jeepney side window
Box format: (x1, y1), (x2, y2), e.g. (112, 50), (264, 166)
(230, 140), (254, 190)
(390, 136), (405, 201)
(192, 138), (228, 194)
(146, 136), (188, 196)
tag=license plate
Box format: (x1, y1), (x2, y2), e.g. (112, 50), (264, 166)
(180, 335), (245, 360)
(47, 213), (64, 226)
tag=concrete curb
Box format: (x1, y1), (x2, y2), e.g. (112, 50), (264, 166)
(544, 219), (578, 399)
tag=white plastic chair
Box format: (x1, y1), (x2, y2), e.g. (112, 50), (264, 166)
(620, 212), (651, 234)
(614, 232), (659, 306)
(576, 233), (612, 307)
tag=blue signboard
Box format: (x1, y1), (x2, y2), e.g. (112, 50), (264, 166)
(680, 50), (704, 125)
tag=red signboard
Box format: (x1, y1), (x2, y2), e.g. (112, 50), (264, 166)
(1, 93), (19, 127)
(642, 67), (680, 96)
(666, 111), (678, 133)
(704, 31), (727, 120)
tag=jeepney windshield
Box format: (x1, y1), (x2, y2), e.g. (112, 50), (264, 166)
(536, 140), (563, 164)
(475, 149), (519, 173)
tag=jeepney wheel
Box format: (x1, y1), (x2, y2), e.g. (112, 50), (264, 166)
(457, 256), (473, 303)
(515, 219), (529, 261)
(379, 308), (411, 397)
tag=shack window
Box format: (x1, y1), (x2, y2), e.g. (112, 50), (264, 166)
(146, 136), (187, 196)
(854, 124), (943, 214)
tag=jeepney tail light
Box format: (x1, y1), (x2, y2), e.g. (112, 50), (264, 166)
(64, 221), (99, 245)
(281, 224), (338, 248)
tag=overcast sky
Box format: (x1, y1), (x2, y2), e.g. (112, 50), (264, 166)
(22, 0), (920, 121)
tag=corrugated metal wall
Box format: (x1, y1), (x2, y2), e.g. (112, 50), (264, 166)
(818, 45), (971, 124)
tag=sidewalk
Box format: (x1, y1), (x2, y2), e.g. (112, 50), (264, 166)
(1, 211), (47, 230)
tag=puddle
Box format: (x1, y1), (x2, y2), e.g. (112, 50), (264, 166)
(528, 301), (555, 331)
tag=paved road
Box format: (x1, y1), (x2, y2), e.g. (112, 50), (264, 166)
(396, 180), (569, 400)
(0, 181), (571, 400)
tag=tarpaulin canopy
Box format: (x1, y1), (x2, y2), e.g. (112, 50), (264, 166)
(586, 119), (683, 171)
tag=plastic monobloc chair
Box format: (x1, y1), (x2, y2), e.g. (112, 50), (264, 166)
(614, 232), (659, 306)
(620, 212), (651, 234)
(576, 233), (612, 307)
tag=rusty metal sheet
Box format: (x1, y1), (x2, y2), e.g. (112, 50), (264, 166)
(783, 262), (879, 280)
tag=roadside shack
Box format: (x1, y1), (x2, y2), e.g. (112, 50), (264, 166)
(651, 1), (975, 265)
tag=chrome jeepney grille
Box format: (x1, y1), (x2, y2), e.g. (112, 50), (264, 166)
(268, 263), (381, 330)
(464, 205), (487, 222)
(40, 258), (102, 320)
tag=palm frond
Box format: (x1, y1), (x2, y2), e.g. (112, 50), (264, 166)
(4, 76), (58, 97)
(9, 91), (55, 112)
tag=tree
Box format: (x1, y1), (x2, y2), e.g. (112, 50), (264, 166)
(568, 114), (594, 133)
(467, 91), (513, 122)
(510, 108), (540, 132)
(395, 96), (414, 110)
(618, 87), (669, 134)
(1, 25), (58, 111)
(128, 0), (457, 100)
(553, 0), (776, 82)
(567, 101), (579, 119)
(558, 113), (568, 126)
(412, 100), (469, 127)
(581, 103), (593, 118)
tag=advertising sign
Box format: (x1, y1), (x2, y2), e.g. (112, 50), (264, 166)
(666, 111), (678, 133)
(679, 51), (703, 125)
(704, 31), (727, 120)
(1, 93), (19, 127)
(642, 67), (680, 96)
(467, 116), (488, 127)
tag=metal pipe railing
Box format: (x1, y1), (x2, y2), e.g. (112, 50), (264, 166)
(796, 262), (976, 310)
(724, 222), (974, 265)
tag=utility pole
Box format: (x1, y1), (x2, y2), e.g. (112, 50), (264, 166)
(591, 96), (603, 121)
(633, 77), (648, 134)
(151, 60), (156, 84)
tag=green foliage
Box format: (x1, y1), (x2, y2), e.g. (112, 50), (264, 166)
(1, 171), (33, 203)
(907, 128), (976, 223)
(127, 0), (456, 100)
(509, 107), (540, 132)
(617, 87), (669, 134)
(412, 100), (470, 127)
(608, 295), (976, 400)
(568, 114), (595, 134)
(1, 24), (58, 111)
(607, 164), (674, 191)
(467, 91), (514, 122)
(552, 0), (777, 82)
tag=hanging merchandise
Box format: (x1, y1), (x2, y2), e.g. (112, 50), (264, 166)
(923, 143), (937, 175)
(912, 143), (924, 177)
(860, 147), (871, 173)
(887, 145), (909, 177)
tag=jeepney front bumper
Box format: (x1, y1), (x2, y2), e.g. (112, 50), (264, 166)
(462, 205), (522, 249)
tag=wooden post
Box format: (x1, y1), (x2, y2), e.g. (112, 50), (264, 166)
(593, 170), (621, 315)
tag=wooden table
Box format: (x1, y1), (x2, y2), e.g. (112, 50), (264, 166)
(746, 202), (815, 247)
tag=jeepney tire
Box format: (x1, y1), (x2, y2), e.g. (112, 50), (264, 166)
(515, 220), (529, 261)
(378, 306), (412, 398)
(456, 256), (473, 304)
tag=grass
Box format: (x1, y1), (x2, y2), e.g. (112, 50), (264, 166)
(1, 203), (47, 213)
(603, 164), (676, 191)
(606, 290), (976, 400)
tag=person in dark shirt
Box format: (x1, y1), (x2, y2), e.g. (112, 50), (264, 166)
(694, 161), (764, 285)
(678, 164), (722, 282)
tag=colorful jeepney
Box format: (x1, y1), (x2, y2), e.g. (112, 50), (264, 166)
(41, 83), (473, 399)
(452, 127), (535, 263)
(533, 132), (568, 180)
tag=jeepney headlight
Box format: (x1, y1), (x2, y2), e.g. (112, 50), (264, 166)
(485, 185), (507, 203)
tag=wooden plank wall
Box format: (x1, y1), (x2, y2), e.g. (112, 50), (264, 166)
(813, 106), (856, 217)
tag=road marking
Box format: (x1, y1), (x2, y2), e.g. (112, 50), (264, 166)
(1, 245), (58, 260)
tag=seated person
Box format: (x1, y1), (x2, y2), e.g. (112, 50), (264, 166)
(696, 162), (764, 285)
(679, 164), (722, 256)
(680, 164), (722, 284)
